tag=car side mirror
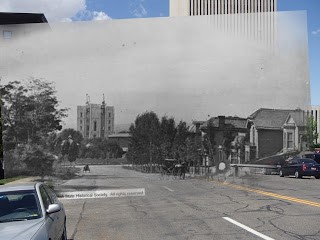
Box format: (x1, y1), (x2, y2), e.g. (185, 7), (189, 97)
(46, 204), (61, 214)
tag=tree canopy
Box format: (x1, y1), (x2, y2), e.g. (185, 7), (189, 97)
(128, 111), (198, 165)
(1, 79), (68, 149)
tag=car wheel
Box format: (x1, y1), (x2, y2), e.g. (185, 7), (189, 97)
(294, 171), (302, 179)
(61, 221), (67, 240)
(315, 175), (320, 179)
(279, 170), (284, 177)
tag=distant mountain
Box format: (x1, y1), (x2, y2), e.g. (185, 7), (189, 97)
(114, 123), (132, 133)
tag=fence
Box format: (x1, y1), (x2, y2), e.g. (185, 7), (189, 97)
(124, 163), (279, 178)
(230, 164), (279, 177)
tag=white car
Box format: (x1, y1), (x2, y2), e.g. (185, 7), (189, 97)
(0, 182), (67, 240)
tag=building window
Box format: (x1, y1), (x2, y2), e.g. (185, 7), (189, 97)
(94, 121), (97, 131)
(287, 132), (293, 149)
(80, 126), (82, 131)
(80, 120), (82, 124)
(108, 126), (111, 131)
(3, 31), (12, 39)
(86, 125), (89, 132)
(80, 112), (83, 118)
(109, 112), (111, 118)
(108, 120), (111, 124)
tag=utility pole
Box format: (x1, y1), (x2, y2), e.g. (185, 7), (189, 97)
(149, 141), (152, 173)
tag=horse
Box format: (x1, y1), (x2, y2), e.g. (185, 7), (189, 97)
(83, 164), (90, 173)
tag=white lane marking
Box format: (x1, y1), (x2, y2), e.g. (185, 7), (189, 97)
(163, 186), (174, 192)
(223, 217), (275, 240)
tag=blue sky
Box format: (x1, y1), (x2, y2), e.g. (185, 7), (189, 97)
(81, 0), (320, 106)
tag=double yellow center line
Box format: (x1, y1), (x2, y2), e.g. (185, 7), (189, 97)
(211, 180), (320, 208)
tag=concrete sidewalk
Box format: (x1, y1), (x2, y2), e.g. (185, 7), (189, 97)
(5, 176), (41, 185)
(4, 176), (67, 186)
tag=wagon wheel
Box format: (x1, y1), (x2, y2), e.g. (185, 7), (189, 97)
(173, 168), (181, 179)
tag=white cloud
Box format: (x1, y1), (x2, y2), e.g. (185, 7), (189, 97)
(61, 18), (73, 23)
(0, 0), (110, 22)
(312, 29), (320, 35)
(130, 0), (148, 18)
(92, 11), (111, 21)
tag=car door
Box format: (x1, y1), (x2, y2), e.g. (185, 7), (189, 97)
(44, 185), (65, 238)
(282, 160), (292, 175)
(289, 159), (300, 175)
(284, 159), (296, 176)
(39, 185), (59, 240)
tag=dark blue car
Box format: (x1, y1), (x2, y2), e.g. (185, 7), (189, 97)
(279, 158), (320, 179)
(304, 153), (320, 164)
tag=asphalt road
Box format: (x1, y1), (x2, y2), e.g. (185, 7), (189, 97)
(56, 165), (320, 240)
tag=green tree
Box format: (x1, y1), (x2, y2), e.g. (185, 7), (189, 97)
(159, 116), (176, 159)
(23, 146), (56, 181)
(205, 119), (217, 166)
(172, 121), (190, 161)
(1, 79), (68, 147)
(53, 128), (83, 155)
(128, 111), (161, 165)
(305, 116), (319, 150)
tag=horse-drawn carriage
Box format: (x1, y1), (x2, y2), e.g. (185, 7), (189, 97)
(160, 159), (187, 179)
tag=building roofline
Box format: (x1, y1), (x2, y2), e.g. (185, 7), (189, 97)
(0, 12), (48, 25)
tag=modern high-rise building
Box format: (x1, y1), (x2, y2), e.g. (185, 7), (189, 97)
(170, 0), (277, 16)
(77, 95), (115, 139)
(170, 0), (278, 49)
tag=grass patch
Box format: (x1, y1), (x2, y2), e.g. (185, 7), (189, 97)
(0, 176), (27, 185)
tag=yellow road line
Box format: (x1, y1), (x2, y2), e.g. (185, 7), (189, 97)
(211, 180), (320, 208)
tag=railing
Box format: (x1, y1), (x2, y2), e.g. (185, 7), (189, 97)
(230, 163), (280, 176)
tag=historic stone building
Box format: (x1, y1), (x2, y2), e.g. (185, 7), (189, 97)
(77, 95), (114, 139)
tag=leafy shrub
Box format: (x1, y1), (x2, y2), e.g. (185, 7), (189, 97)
(23, 147), (55, 181)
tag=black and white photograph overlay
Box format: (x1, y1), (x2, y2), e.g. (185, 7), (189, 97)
(1, 1), (320, 240)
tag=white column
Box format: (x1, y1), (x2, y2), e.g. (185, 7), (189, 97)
(191, 0), (194, 15)
(186, 0), (190, 16)
(224, 0), (227, 14)
(241, 0), (244, 14)
(212, 0), (214, 14)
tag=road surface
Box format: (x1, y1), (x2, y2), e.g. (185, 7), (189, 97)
(55, 165), (320, 240)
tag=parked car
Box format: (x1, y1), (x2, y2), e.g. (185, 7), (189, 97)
(0, 182), (67, 240)
(304, 153), (320, 164)
(279, 158), (320, 179)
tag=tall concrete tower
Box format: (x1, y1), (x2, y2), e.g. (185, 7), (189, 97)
(170, 0), (277, 17)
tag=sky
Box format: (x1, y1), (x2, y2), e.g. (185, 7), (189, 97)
(0, 0), (318, 130)
(0, 0), (318, 106)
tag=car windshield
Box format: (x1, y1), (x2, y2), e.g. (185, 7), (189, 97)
(298, 159), (317, 164)
(0, 190), (41, 222)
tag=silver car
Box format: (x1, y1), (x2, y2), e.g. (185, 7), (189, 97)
(0, 182), (67, 240)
